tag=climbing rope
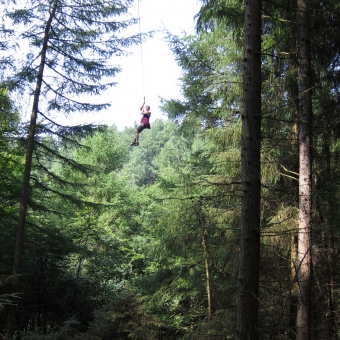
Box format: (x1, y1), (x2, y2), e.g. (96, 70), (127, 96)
(137, 0), (146, 103)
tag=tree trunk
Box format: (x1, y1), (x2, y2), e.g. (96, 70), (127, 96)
(237, 0), (262, 338)
(296, 0), (312, 338)
(288, 63), (300, 340)
(289, 232), (298, 339)
(324, 214), (337, 339)
(201, 231), (212, 320)
(5, 2), (58, 338)
(318, 110), (337, 339)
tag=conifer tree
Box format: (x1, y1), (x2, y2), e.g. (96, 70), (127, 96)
(2, 0), (139, 336)
(6, 0), (138, 271)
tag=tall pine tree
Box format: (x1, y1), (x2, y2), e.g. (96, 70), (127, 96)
(2, 0), (139, 337)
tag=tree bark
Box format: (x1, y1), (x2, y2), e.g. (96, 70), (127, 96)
(289, 232), (298, 339)
(201, 231), (212, 320)
(318, 110), (337, 339)
(324, 211), (337, 339)
(296, 0), (312, 338)
(237, 0), (262, 338)
(5, 2), (58, 338)
(288, 63), (300, 340)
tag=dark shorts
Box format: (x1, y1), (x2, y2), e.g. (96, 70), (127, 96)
(137, 123), (150, 132)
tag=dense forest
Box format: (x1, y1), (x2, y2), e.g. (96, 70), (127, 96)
(1, 0), (340, 339)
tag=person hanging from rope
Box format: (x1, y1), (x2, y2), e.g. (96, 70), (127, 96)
(130, 103), (151, 146)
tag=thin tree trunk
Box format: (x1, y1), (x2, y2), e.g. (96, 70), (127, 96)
(324, 217), (337, 339)
(201, 231), (212, 320)
(237, 0), (262, 338)
(289, 232), (298, 339)
(296, 0), (312, 338)
(5, 2), (58, 338)
(319, 110), (337, 339)
(288, 68), (299, 340)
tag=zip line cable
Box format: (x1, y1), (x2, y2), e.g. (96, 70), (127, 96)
(137, 0), (145, 104)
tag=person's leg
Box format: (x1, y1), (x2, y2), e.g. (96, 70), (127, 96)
(131, 125), (143, 145)
(135, 124), (145, 145)
(130, 129), (138, 145)
(135, 129), (139, 143)
(131, 131), (135, 145)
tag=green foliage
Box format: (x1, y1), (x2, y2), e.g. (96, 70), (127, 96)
(162, 27), (242, 135)
(0, 87), (23, 286)
(123, 123), (242, 336)
(196, 0), (244, 41)
(83, 289), (163, 340)
(0, 87), (19, 136)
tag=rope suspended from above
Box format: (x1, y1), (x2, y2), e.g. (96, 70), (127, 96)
(137, 0), (145, 104)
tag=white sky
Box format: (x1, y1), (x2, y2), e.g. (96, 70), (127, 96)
(76, 0), (200, 130)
